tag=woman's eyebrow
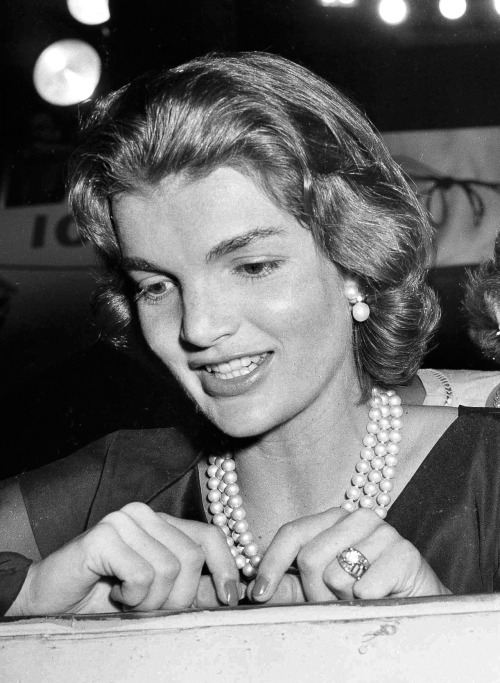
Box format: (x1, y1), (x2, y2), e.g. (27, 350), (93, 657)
(205, 227), (286, 263)
(119, 256), (164, 273)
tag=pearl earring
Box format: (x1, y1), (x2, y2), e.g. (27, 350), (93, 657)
(345, 283), (370, 322)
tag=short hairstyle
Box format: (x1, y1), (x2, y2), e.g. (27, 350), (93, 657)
(68, 51), (439, 395)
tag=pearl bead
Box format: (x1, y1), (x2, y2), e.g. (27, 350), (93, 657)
(238, 531), (253, 545)
(359, 495), (375, 509)
(369, 408), (382, 421)
(360, 447), (374, 460)
(228, 495), (243, 508)
(226, 536), (235, 547)
(344, 283), (359, 301)
(209, 456), (217, 465)
(378, 417), (391, 431)
(215, 456), (225, 467)
(371, 456), (385, 470)
(377, 492), (391, 506)
(374, 506), (388, 519)
(235, 554), (247, 569)
(364, 482), (378, 496)
(356, 460), (370, 474)
(221, 459), (236, 471)
(221, 525), (231, 536)
(368, 470), (382, 483)
(346, 486), (361, 500)
(208, 489), (221, 502)
(207, 464), (219, 477)
(242, 563), (257, 578)
(223, 471), (237, 484)
(391, 405), (403, 418)
(212, 513), (227, 526)
(389, 394), (401, 405)
(209, 501), (223, 514)
(352, 301), (370, 321)
(391, 418), (403, 430)
(389, 431), (402, 443)
(207, 477), (220, 490)
(224, 483), (239, 497)
(218, 481), (227, 492)
(385, 454), (398, 467)
(352, 473), (367, 487)
(216, 467), (225, 479)
(382, 465), (396, 479)
(363, 434), (377, 448)
(230, 546), (239, 557)
(366, 421), (380, 434)
(231, 507), (246, 520)
(379, 478), (394, 492)
(374, 443), (387, 457)
(380, 405), (391, 417)
(341, 500), (356, 512)
(244, 543), (259, 557)
(377, 429), (390, 443)
(234, 520), (248, 533)
(386, 442), (399, 455)
(250, 554), (263, 567)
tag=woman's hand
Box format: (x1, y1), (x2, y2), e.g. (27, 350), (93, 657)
(7, 502), (241, 616)
(248, 507), (450, 605)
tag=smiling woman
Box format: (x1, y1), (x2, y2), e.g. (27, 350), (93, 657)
(1, 52), (500, 617)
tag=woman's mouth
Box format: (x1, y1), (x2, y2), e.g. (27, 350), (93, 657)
(199, 353), (272, 397)
(204, 353), (268, 379)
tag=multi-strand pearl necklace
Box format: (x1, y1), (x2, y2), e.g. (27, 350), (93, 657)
(205, 387), (403, 578)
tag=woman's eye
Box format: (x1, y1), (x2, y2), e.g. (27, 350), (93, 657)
(237, 261), (281, 278)
(134, 279), (174, 303)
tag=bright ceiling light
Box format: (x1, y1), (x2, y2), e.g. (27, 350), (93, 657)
(378, 0), (408, 24)
(33, 40), (102, 106)
(494, 0), (500, 15)
(67, 0), (110, 25)
(439, 0), (467, 19)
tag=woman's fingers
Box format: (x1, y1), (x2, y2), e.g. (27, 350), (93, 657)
(163, 514), (243, 607)
(101, 504), (199, 610)
(248, 573), (307, 605)
(251, 507), (348, 603)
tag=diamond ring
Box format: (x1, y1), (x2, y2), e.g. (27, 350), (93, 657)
(337, 547), (371, 581)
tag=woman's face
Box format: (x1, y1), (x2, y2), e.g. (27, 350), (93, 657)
(113, 167), (359, 438)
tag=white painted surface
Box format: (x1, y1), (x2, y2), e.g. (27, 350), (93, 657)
(1, 594), (500, 682)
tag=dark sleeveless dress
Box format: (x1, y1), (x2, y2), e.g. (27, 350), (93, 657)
(5, 406), (500, 610)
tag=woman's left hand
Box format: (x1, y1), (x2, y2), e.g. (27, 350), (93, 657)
(248, 507), (450, 604)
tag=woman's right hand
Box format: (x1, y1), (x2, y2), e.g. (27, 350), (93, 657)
(6, 502), (242, 616)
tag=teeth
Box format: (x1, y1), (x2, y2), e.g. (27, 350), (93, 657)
(205, 353), (267, 378)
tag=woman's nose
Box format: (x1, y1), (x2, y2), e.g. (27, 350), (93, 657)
(179, 286), (240, 348)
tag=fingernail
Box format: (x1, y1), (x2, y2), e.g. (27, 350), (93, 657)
(238, 582), (247, 601)
(224, 580), (239, 607)
(252, 577), (269, 599)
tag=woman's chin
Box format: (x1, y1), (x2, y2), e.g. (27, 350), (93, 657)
(202, 405), (277, 440)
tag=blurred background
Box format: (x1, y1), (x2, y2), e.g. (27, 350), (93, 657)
(2, 0), (500, 474)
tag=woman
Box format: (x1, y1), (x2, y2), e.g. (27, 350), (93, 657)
(2, 52), (500, 617)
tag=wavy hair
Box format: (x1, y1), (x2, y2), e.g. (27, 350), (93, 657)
(464, 233), (500, 362)
(68, 51), (439, 395)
